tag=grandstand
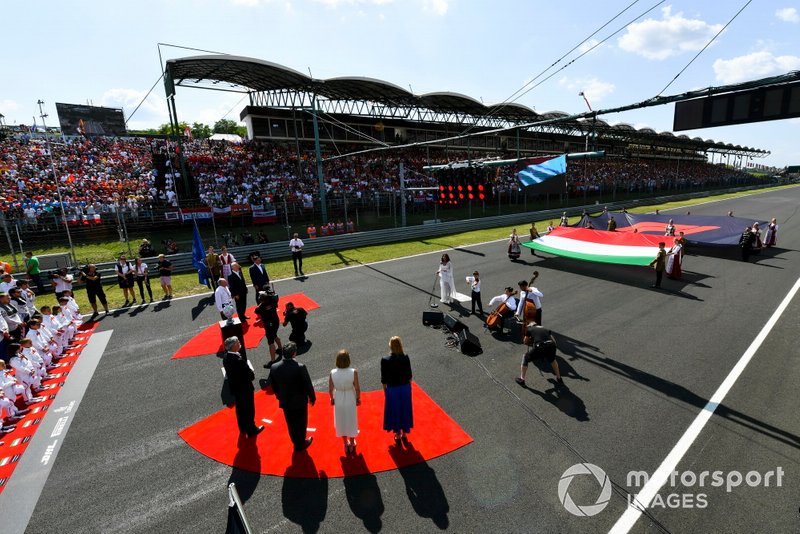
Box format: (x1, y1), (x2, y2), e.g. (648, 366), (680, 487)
(0, 54), (777, 259)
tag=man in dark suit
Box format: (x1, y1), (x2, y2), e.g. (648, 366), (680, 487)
(222, 337), (263, 438)
(227, 262), (250, 321)
(268, 342), (316, 451)
(248, 255), (269, 296)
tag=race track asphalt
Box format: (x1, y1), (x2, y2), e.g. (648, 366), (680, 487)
(21, 186), (800, 533)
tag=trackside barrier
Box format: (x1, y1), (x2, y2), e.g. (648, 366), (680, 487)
(88, 184), (769, 279)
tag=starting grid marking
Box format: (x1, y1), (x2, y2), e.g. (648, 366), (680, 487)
(610, 275), (800, 533)
(0, 329), (112, 534)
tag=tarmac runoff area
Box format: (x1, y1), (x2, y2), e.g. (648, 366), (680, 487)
(10, 185), (800, 533)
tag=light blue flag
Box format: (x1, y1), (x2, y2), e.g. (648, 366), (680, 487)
(517, 154), (567, 186)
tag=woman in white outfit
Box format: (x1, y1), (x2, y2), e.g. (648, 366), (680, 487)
(329, 349), (361, 455)
(437, 253), (455, 304)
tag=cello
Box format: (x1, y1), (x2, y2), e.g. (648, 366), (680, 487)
(485, 289), (518, 332)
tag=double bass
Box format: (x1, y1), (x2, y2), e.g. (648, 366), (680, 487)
(520, 271), (540, 328)
(485, 290), (518, 332)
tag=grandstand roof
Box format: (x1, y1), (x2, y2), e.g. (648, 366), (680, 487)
(165, 54), (769, 156)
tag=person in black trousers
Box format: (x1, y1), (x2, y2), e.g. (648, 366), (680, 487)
(227, 262), (250, 322)
(248, 255), (269, 296)
(268, 342), (316, 451)
(222, 337), (264, 438)
(78, 264), (109, 320)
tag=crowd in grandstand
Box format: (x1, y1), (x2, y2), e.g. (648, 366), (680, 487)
(0, 134), (755, 225)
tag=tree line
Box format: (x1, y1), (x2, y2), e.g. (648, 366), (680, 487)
(128, 119), (246, 138)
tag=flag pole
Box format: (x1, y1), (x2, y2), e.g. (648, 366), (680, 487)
(37, 100), (77, 265)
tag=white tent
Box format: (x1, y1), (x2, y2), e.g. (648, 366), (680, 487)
(209, 133), (243, 143)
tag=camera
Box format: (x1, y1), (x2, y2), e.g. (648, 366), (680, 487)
(257, 288), (279, 307)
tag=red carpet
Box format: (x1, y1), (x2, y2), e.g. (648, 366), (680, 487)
(0, 323), (97, 494)
(179, 382), (472, 478)
(172, 292), (320, 359)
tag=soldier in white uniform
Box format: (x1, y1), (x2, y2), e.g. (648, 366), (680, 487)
(28, 319), (60, 362)
(20, 339), (48, 379)
(0, 360), (32, 403)
(9, 344), (42, 392)
(39, 306), (66, 354)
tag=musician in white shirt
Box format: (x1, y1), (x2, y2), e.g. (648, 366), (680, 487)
(486, 287), (518, 332)
(515, 279), (544, 326)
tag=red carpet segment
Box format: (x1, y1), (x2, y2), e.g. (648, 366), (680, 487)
(178, 382), (472, 478)
(0, 323), (97, 494)
(172, 292), (320, 359)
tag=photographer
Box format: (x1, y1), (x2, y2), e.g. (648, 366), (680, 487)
(138, 239), (155, 257)
(515, 322), (563, 387)
(282, 301), (308, 346)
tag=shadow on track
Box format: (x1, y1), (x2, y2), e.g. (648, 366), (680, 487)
(191, 295), (214, 321)
(282, 451), (328, 533)
(341, 453), (384, 533)
(227, 434), (260, 503)
(518, 378), (590, 422)
(558, 334), (800, 451)
(389, 442), (449, 529)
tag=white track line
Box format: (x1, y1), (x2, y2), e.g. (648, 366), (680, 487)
(610, 275), (800, 533)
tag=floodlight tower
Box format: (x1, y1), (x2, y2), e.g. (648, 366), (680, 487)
(579, 91), (597, 151)
(37, 100), (77, 264)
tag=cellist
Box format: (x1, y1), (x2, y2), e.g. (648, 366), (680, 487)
(485, 287), (518, 332)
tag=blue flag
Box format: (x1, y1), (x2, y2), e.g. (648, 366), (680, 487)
(517, 154), (567, 186)
(191, 220), (210, 285)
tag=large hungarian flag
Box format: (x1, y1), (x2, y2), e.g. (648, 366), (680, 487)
(523, 227), (664, 266)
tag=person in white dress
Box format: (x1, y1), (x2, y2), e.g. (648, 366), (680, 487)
(436, 253), (455, 304)
(329, 349), (361, 455)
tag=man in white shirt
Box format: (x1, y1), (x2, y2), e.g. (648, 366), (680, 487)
(214, 278), (233, 320)
(486, 287), (518, 333)
(289, 233), (305, 277)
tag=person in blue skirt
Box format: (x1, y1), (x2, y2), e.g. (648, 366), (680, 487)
(381, 335), (413, 444)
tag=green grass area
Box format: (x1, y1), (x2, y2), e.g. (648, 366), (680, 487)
(30, 184), (796, 313)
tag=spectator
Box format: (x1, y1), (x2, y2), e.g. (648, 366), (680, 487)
(134, 256), (154, 303)
(157, 254), (173, 299)
(115, 255), (136, 305)
(25, 252), (45, 294)
(79, 264), (109, 319)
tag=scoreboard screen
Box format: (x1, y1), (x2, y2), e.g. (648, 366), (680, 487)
(673, 80), (800, 131)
